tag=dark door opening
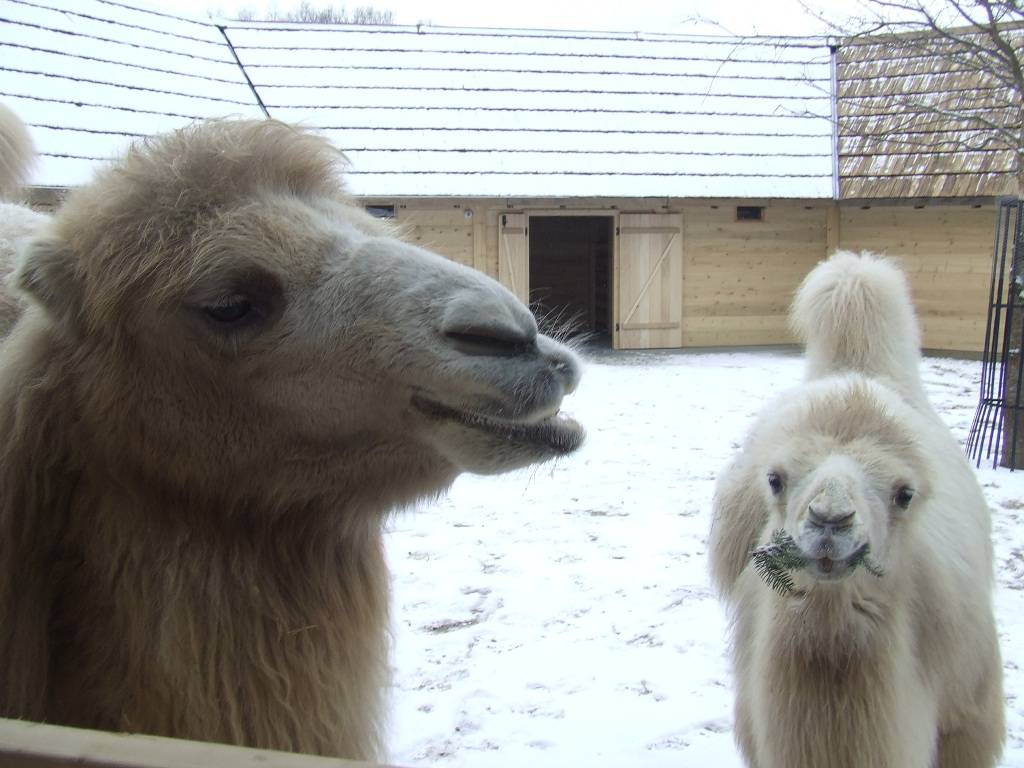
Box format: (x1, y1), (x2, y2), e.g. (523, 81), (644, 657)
(528, 216), (614, 342)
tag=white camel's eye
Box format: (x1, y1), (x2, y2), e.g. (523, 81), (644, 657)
(893, 486), (915, 509)
(767, 472), (784, 495)
(204, 298), (253, 324)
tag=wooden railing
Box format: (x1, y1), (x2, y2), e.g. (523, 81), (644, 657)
(0, 718), (390, 768)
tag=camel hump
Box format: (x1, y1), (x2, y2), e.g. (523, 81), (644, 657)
(791, 250), (924, 397)
(0, 104), (35, 201)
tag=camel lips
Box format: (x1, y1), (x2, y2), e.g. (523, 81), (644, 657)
(412, 396), (584, 453)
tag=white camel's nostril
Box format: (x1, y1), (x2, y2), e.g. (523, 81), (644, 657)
(807, 505), (855, 530)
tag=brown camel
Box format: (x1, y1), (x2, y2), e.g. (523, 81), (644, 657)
(0, 115), (584, 760)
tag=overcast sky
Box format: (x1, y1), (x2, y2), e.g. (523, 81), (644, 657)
(149, 0), (870, 36)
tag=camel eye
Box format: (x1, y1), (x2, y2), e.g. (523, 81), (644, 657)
(204, 298), (253, 324)
(193, 271), (282, 334)
(767, 472), (784, 495)
(893, 486), (915, 509)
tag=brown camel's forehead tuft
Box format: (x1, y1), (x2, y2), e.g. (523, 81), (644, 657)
(133, 119), (349, 203)
(48, 120), (350, 328)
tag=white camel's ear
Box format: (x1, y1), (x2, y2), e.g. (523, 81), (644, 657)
(15, 234), (82, 321)
(709, 454), (769, 600)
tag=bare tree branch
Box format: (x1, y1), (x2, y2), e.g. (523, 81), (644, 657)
(826, 0), (1024, 196)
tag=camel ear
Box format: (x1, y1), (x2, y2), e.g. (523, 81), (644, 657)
(15, 234), (82, 322)
(709, 454), (769, 600)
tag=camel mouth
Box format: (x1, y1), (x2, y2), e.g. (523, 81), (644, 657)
(805, 542), (870, 582)
(411, 395), (584, 455)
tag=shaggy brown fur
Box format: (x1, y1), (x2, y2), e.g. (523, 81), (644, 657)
(0, 118), (584, 759)
(710, 252), (1003, 767)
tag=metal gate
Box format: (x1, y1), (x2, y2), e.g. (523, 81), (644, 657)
(966, 198), (1024, 469)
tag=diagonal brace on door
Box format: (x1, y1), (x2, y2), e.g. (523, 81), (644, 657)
(622, 231), (678, 326)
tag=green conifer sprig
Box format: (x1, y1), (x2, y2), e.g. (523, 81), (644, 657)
(750, 529), (885, 596)
(751, 529), (809, 596)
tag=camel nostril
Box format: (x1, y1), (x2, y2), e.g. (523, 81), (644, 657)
(445, 328), (537, 358)
(807, 506), (855, 530)
(441, 287), (538, 358)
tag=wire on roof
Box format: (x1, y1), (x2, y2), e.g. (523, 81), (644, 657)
(0, 66), (259, 107)
(0, 90), (205, 120)
(251, 83), (829, 101)
(241, 51), (831, 70)
(29, 122), (143, 138)
(241, 63), (829, 83)
(261, 103), (833, 119)
(309, 124), (831, 137)
(264, 88), (831, 105)
(346, 170), (828, 177)
(230, 43), (828, 67)
(91, 0), (211, 28)
(224, 22), (829, 48)
(0, 15), (236, 66)
(42, 152), (112, 161)
(336, 147), (830, 157)
(7, 0), (226, 49)
(0, 42), (254, 87)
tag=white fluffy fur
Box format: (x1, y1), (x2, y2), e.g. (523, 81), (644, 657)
(710, 251), (1004, 767)
(0, 103), (34, 202)
(0, 105), (47, 335)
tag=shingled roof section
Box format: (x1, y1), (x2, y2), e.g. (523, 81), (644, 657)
(0, 0), (835, 199)
(0, 0), (266, 188)
(223, 22), (835, 198)
(836, 29), (1022, 200)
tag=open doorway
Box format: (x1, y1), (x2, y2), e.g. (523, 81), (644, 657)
(528, 216), (614, 342)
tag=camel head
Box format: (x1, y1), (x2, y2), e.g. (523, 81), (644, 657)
(12, 120), (583, 510)
(749, 377), (929, 587)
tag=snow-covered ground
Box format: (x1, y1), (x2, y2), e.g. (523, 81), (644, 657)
(384, 348), (1024, 767)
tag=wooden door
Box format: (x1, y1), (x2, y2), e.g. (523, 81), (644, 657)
(498, 213), (529, 306)
(614, 213), (683, 349)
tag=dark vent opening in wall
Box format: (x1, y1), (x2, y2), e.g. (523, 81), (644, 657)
(365, 204), (395, 219)
(736, 205), (765, 221)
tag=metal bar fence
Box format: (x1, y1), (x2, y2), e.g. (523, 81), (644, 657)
(967, 197), (1024, 469)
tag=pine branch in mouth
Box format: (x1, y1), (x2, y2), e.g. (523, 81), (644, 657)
(750, 529), (884, 596)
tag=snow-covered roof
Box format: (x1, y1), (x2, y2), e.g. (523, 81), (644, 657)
(0, 0), (266, 186)
(227, 23), (835, 198)
(0, 0), (835, 198)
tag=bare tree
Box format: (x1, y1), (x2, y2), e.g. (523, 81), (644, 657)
(816, 0), (1024, 195)
(231, 2), (394, 24)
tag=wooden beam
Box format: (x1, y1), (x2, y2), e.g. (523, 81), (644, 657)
(0, 718), (390, 768)
(826, 204), (840, 255)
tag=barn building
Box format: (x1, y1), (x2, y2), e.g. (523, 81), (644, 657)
(0, 0), (1014, 353)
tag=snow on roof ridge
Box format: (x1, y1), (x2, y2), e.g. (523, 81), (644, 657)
(225, 19), (829, 48)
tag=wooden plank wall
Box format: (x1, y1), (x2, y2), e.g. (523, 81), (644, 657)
(365, 197), (995, 353)
(838, 204), (993, 352)
(679, 202), (828, 346)
(395, 206), (476, 269)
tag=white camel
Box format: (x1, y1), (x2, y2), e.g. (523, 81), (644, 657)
(710, 251), (1004, 767)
